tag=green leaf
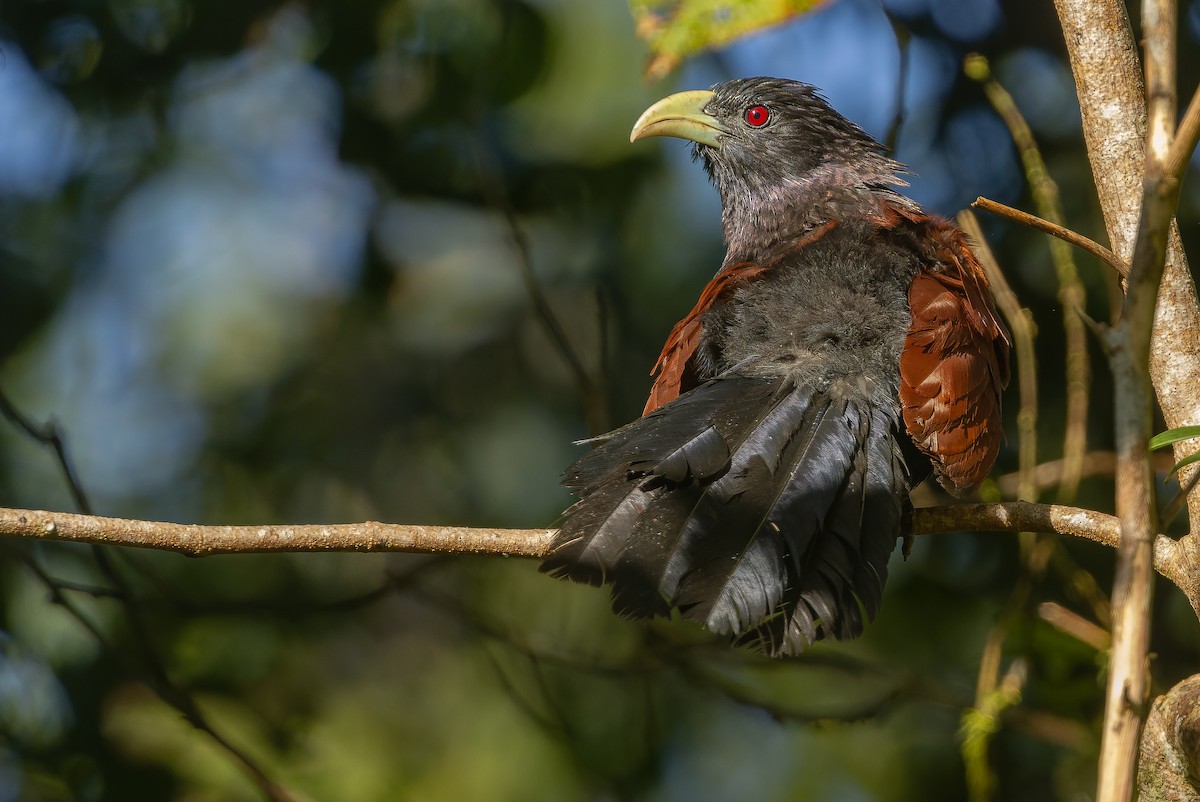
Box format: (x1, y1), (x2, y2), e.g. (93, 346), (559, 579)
(1150, 426), (1200, 476)
(1170, 451), (1200, 476)
(630, 0), (830, 79)
(1149, 426), (1200, 451)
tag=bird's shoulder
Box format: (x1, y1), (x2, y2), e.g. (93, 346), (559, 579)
(868, 198), (1012, 493)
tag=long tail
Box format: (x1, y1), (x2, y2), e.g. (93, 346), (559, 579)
(541, 374), (913, 656)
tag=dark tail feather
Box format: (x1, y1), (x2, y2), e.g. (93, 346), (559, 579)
(598, 379), (806, 620)
(770, 404), (909, 654)
(542, 376), (778, 588)
(542, 375), (912, 656)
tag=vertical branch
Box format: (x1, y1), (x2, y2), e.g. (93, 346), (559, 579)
(1101, 1), (1175, 800)
(1051, 2), (1200, 799)
(1053, 0), (1200, 533)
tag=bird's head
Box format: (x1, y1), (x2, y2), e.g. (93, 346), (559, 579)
(631, 77), (908, 259)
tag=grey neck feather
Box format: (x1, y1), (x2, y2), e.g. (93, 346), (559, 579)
(704, 148), (916, 269)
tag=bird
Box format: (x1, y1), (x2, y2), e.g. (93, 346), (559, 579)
(541, 77), (1011, 656)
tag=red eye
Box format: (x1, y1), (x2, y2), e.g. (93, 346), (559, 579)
(744, 105), (770, 127)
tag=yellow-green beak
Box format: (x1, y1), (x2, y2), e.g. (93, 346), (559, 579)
(629, 90), (727, 147)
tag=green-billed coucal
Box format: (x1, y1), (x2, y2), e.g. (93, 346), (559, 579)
(542, 78), (1011, 656)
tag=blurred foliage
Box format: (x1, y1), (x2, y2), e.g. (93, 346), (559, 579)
(630, 0), (828, 78)
(0, 0), (1199, 800)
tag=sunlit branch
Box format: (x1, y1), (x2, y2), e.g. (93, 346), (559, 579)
(971, 197), (1128, 278)
(0, 507), (555, 558)
(1095, 0), (1178, 797)
(1, 503), (1195, 613)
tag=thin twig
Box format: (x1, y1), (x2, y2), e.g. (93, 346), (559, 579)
(971, 197), (1128, 278)
(966, 54), (1093, 504)
(0, 501), (1159, 559)
(0, 386), (93, 514)
(993, 450), (1179, 498)
(1050, 548), (1113, 627)
(470, 143), (607, 434)
(959, 71), (1106, 790)
(957, 211), (1041, 802)
(462, 39), (605, 434)
(883, 11), (911, 153)
(1038, 602), (1110, 651)
(1162, 466), (1200, 528)
(6, 545), (301, 802)
(0, 508), (556, 557)
(962, 659), (1027, 802)
(1, 390), (304, 802)
(428, 585), (649, 790)
(1165, 84), (1200, 180)
(995, 452), (1115, 496)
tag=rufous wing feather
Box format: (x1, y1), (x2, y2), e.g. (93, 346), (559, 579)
(899, 229), (1011, 493)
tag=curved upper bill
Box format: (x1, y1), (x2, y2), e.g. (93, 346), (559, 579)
(629, 90), (727, 147)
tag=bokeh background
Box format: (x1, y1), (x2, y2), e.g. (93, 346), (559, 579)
(1, 0), (1199, 800)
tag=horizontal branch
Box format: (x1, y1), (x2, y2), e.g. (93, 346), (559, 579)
(915, 502), (1195, 615)
(995, 451), (1115, 496)
(0, 502), (1187, 581)
(0, 503), (1166, 559)
(0, 507), (555, 559)
(0, 503), (1194, 613)
(913, 502), (1160, 568)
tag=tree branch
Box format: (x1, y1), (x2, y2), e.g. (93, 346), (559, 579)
(1138, 673), (1200, 800)
(1, 503), (1194, 613)
(958, 211), (1038, 502)
(0, 387), (93, 514)
(1054, 0), (1200, 535)
(1052, 2), (1200, 799)
(971, 196), (1127, 278)
(1096, 0), (1174, 794)
(967, 54), (1093, 505)
(0, 507), (556, 558)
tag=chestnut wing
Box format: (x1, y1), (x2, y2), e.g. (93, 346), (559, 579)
(644, 261), (770, 414)
(899, 239), (1010, 494)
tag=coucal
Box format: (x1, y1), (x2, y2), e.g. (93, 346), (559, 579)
(542, 78), (1010, 656)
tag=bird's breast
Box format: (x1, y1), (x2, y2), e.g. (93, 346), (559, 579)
(696, 223), (919, 390)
